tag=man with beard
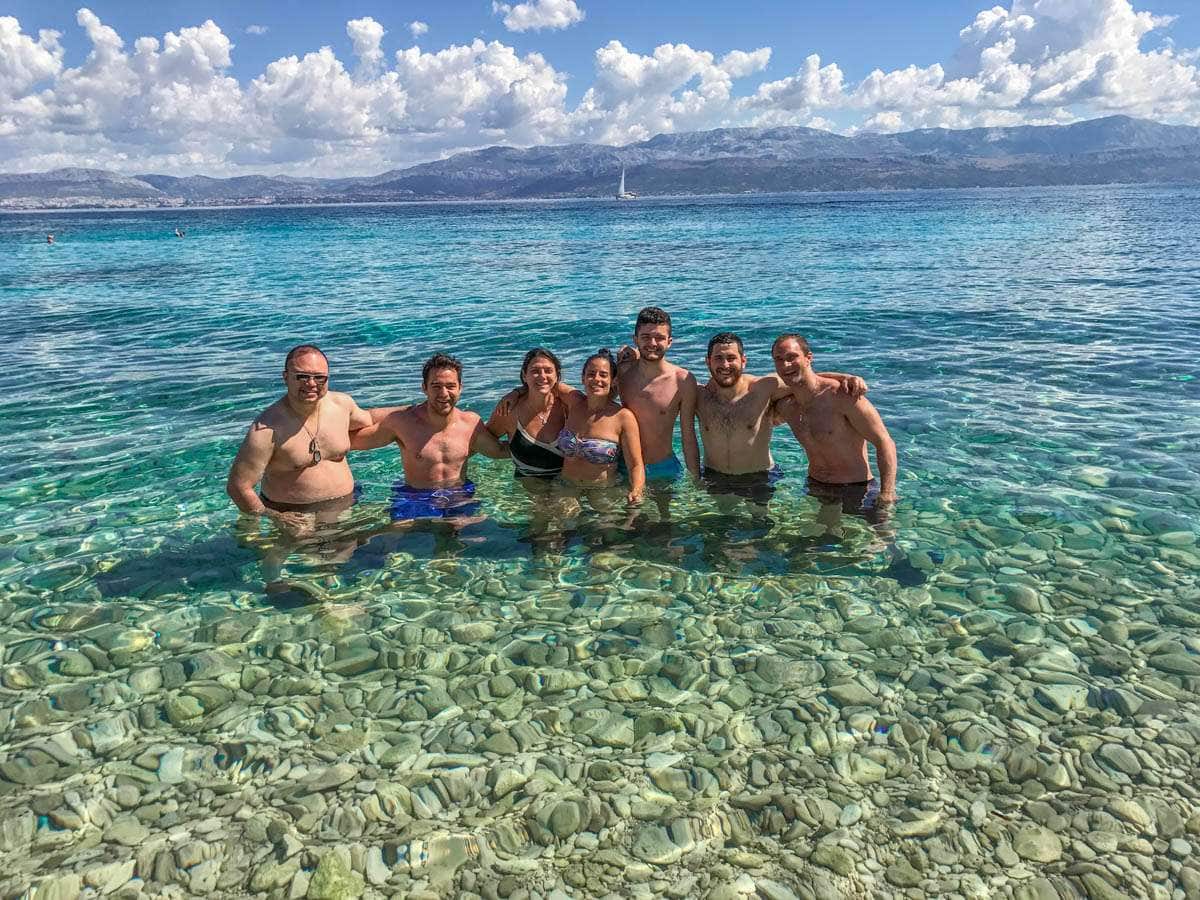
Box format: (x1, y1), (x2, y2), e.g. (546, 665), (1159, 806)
(349, 352), (509, 520)
(772, 333), (897, 524)
(681, 333), (864, 507)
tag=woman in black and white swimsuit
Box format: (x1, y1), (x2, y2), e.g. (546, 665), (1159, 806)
(486, 348), (568, 483)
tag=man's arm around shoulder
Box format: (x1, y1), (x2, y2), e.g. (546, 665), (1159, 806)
(329, 391), (376, 432)
(350, 409), (403, 451)
(470, 412), (511, 459)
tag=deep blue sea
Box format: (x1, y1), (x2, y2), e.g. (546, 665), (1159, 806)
(1, 187), (1198, 897)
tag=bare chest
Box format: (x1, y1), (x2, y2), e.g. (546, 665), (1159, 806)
(788, 399), (848, 445)
(402, 422), (472, 468)
(621, 374), (680, 422)
(700, 392), (766, 436)
(271, 408), (351, 471)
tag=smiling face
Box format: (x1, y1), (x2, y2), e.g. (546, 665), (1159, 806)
(522, 354), (559, 396)
(283, 350), (330, 405)
(771, 337), (813, 385)
(582, 357), (615, 397)
(707, 342), (745, 388)
(634, 322), (672, 362)
(423, 366), (462, 415)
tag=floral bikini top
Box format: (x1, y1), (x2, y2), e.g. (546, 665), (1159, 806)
(557, 428), (620, 466)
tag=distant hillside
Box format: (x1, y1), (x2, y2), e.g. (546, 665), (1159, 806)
(3, 115), (1199, 208)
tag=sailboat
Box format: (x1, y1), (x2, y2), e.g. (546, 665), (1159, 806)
(616, 166), (637, 200)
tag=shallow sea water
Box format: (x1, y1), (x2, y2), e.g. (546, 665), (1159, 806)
(1, 187), (1199, 899)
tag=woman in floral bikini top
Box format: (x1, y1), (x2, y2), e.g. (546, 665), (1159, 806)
(558, 350), (645, 504)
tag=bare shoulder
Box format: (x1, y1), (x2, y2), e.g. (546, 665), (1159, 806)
(392, 405), (421, 425)
(616, 405), (638, 426)
(846, 392), (881, 415)
(326, 390), (358, 410)
(457, 409), (483, 428)
(253, 400), (286, 431)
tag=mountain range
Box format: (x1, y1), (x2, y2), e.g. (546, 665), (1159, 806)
(3, 115), (1199, 207)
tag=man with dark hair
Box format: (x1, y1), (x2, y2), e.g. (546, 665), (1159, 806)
(615, 306), (698, 490)
(351, 352), (509, 520)
(682, 332), (865, 508)
(226, 343), (378, 526)
(772, 334), (897, 523)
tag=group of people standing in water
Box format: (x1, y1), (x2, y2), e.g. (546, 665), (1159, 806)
(225, 307), (898, 532)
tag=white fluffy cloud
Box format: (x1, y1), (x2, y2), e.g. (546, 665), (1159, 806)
(346, 17), (385, 75)
(0, 17), (64, 99)
(572, 41), (771, 143)
(493, 0), (584, 33)
(0, 1), (1197, 175)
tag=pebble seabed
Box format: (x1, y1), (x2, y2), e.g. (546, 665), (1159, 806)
(1, 503), (1199, 900)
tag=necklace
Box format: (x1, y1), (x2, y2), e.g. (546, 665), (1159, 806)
(525, 397), (555, 436)
(293, 402), (321, 464)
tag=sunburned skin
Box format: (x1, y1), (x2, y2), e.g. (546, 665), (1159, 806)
(226, 349), (373, 516)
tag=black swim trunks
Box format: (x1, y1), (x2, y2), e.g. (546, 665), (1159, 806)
(806, 477), (882, 524)
(260, 483), (363, 514)
(702, 465), (783, 505)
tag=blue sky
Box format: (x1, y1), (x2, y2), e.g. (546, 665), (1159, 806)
(11, 1), (1198, 103)
(3, 1), (1200, 175)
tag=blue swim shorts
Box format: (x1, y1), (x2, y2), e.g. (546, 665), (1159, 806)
(644, 453), (683, 483)
(390, 481), (480, 521)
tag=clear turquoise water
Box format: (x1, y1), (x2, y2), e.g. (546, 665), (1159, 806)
(1, 187), (1199, 896)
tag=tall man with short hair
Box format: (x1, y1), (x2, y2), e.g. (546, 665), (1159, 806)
(616, 307), (699, 492)
(349, 352), (509, 520)
(772, 333), (897, 523)
(226, 344), (376, 525)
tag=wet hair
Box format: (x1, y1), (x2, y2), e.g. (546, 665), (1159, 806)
(707, 332), (744, 357)
(583, 348), (619, 398)
(422, 352), (463, 386)
(519, 348), (562, 391)
(635, 306), (672, 336)
(771, 333), (813, 356)
(284, 343), (328, 370)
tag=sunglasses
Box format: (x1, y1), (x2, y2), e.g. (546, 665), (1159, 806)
(290, 372), (328, 385)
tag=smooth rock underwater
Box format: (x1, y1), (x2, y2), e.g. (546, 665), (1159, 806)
(0, 186), (1198, 898)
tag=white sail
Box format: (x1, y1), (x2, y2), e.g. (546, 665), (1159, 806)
(616, 166), (636, 200)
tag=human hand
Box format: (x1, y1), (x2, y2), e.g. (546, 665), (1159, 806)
(823, 373), (867, 398)
(497, 387), (523, 418)
(268, 509), (315, 537)
(627, 488), (644, 505)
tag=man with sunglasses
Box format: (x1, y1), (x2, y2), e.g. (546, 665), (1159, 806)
(226, 344), (387, 526)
